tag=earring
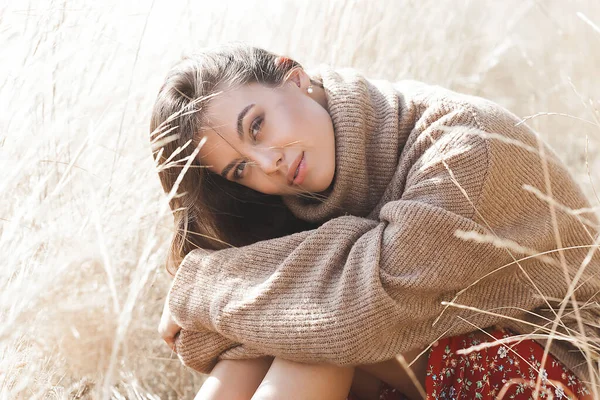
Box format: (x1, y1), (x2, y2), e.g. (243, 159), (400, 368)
(307, 85), (314, 94)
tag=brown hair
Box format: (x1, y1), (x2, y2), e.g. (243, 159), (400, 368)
(149, 44), (318, 276)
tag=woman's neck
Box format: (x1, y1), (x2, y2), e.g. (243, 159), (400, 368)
(283, 66), (404, 223)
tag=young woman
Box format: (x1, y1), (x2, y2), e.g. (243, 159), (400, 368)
(152, 44), (599, 399)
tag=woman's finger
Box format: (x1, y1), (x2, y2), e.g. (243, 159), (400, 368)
(158, 297), (182, 351)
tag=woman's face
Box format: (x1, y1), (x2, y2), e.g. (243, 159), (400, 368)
(197, 69), (336, 197)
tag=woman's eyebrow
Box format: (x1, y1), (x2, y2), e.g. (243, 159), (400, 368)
(236, 103), (255, 139)
(220, 158), (241, 178)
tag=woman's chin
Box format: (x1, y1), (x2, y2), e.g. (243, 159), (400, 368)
(314, 171), (336, 193)
(307, 178), (335, 196)
(280, 172), (335, 197)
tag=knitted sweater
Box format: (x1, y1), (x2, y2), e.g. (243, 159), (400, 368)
(167, 66), (600, 388)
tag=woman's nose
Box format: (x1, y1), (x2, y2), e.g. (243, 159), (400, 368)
(254, 148), (284, 175)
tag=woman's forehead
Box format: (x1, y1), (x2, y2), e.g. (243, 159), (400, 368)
(212, 82), (268, 106)
(208, 82), (283, 115)
(201, 83), (278, 138)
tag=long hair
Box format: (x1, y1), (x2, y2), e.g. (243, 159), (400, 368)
(149, 44), (318, 276)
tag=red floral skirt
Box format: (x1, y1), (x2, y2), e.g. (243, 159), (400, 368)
(347, 327), (592, 400)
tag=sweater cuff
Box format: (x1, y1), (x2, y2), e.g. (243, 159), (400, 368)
(168, 248), (216, 332)
(175, 328), (233, 374)
(175, 329), (271, 375)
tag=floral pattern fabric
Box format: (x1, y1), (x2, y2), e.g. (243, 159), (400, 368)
(426, 327), (591, 399)
(346, 327), (592, 400)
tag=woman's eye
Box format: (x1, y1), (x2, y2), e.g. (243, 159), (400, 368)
(233, 161), (246, 180)
(250, 116), (263, 139)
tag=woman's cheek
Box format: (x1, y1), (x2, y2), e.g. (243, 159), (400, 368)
(266, 180), (284, 195)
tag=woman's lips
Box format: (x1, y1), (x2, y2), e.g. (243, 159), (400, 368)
(292, 152), (307, 185)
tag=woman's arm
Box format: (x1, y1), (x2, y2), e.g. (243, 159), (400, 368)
(172, 197), (529, 370)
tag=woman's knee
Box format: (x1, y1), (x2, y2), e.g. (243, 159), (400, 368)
(194, 357), (274, 400)
(252, 358), (354, 400)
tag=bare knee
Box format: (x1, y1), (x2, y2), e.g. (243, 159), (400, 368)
(252, 358), (354, 400)
(194, 357), (274, 400)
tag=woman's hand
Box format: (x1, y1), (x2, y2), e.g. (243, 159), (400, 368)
(158, 295), (181, 352)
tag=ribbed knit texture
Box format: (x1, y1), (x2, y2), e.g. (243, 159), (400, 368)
(168, 66), (600, 390)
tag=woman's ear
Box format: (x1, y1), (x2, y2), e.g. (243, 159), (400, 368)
(285, 67), (311, 91)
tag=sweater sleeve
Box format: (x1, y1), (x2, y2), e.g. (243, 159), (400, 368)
(168, 113), (556, 373)
(169, 204), (536, 372)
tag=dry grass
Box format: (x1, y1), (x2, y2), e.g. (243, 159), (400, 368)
(1, 0), (599, 398)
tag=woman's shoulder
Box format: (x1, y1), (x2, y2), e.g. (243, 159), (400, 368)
(392, 79), (519, 116)
(388, 78), (525, 135)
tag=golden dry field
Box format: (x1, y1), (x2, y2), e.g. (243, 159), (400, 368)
(1, 0), (599, 398)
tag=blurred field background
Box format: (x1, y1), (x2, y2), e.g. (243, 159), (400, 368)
(1, 0), (599, 398)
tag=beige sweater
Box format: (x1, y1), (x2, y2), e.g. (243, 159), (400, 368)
(168, 66), (600, 388)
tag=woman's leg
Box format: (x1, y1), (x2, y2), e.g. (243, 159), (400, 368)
(251, 350), (428, 400)
(194, 348), (428, 400)
(194, 357), (378, 400)
(194, 357), (274, 400)
(251, 357), (355, 400)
